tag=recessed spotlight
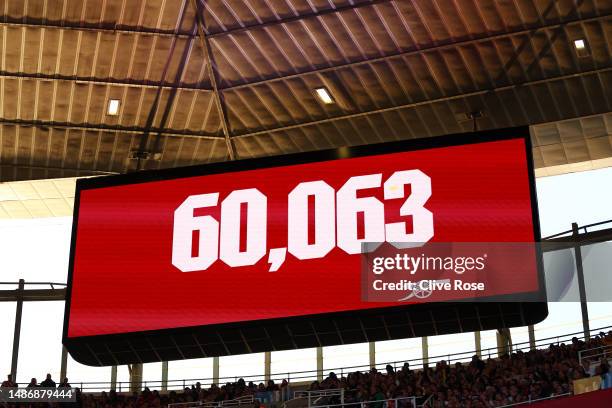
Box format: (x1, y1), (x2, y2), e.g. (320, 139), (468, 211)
(107, 99), (120, 115)
(573, 39), (589, 57)
(314, 87), (334, 105)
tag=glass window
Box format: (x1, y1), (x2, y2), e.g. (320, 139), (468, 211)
(0, 303), (16, 381)
(534, 303), (584, 345)
(168, 358), (214, 389)
(66, 358), (111, 391)
(479, 330), (498, 359)
(588, 302), (612, 332)
(16, 301), (64, 384)
(323, 343), (369, 376)
(375, 338), (422, 369)
(219, 352), (265, 384)
(271, 348), (317, 383)
(0, 217), (71, 283)
(510, 326), (531, 352)
(428, 332), (475, 364)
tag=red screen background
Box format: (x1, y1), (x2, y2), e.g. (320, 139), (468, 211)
(68, 138), (538, 338)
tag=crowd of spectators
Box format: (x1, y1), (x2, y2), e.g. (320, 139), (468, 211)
(2, 330), (610, 408)
(312, 330), (612, 407)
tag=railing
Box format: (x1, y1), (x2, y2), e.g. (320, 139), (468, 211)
(542, 219), (612, 239)
(497, 393), (571, 407)
(294, 388), (345, 407)
(578, 343), (612, 367)
(0, 281), (67, 289)
(168, 394), (254, 408)
(419, 395), (433, 407)
(309, 396), (417, 408)
(23, 325), (611, 393)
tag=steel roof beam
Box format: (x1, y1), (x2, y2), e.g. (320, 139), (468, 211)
(0, 118), (224, 139)
(0, 18), (195, 39)
(231, 67), (612, 139)
(0, 164), (119, 176)
(205, 0), (394, 39)
(0, 288), (66, 302)
(192, 0), (237, 160)
(219, 14), (611, 92)
(0, 1), (393, 40)
(0, 71), (213, 92)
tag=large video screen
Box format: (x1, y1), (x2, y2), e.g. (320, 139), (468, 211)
(64, 128), (545, 364)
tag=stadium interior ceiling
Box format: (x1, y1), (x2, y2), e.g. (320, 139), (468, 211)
(0, 0), (610, 183)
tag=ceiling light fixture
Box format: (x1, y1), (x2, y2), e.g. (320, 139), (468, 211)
(314, 87), (335, 104)
(573, 39), (589, 57)
(107, 99), (120, 115)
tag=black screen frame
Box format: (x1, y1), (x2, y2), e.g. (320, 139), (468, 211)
(63, 126), (548, 366)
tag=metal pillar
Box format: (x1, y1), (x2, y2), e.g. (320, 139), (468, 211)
(572, 222), (590, 341)
(528, 325), (536, 351)
(421, 337), (429, 367)
(212, 357), (219, 385)
(368, 342), (376, 368)
(60, 346), (68, 381)
(474, 331), (482, 358)
(10, 279), (24, 381)
(129, 364), (143, 392)
(496, 328), (512, 355)
(110, 366), (117, 391)
(161, 361), (168, 391)
(264, 352), (271, 382)
(316, 347), (323, 381)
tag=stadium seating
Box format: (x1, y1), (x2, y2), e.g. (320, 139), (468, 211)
(5, 330), (610, 408)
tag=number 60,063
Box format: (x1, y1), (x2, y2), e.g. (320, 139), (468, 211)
(172, 169), (433, 272)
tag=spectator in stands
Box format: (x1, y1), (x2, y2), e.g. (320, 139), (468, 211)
(9, 329), (611, 407)
(40, 373), (56, 387)
(59, 377), (71, 388)
(1, 374), (16, 388)
(26, 377), (38, 388)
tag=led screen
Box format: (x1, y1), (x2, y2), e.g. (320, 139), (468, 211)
(65, 129), (543, 344)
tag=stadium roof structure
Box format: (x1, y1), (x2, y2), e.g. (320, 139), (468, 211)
(0, 0), (610, 182)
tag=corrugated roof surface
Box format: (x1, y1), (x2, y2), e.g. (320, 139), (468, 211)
(0, 0), (610, 181)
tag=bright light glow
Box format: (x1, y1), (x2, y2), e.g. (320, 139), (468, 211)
(574, 39), (586, 50)
(107, 99), (120, 115)
(315, 87), (334, 104)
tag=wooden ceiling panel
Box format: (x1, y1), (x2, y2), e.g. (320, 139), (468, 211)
(584, 19), (612, 66)
(83, 84), (108, 124)
(94, 131), (119, 172)
(30, 128), (51, 167)
(14, 126), (33, 166)
(78, 130), (101, 170)
(63, 0), (86, 21)
(108, 132), (135, 173)
(92, 33), (120, 78)
(47, 128), (68, 168)
(55, 30), (80, 76)
(151, 88), (173, 127)
(0, 0), (610, 181)
(2, 78), (19, 119)
(180, 41), (210, 86)
(130, 35), (162, 81)
(3, 27), (23, 72)
(191, 137), (227, 164)
(40, 28), (61, 74)
(156, 0), (186, 31)
(187, 92), (220, 134)
(77, 33), (103, 77)
(18, 79), (37, 120)
(62, 129), (84, 169)
(174, 135), (198, 166)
